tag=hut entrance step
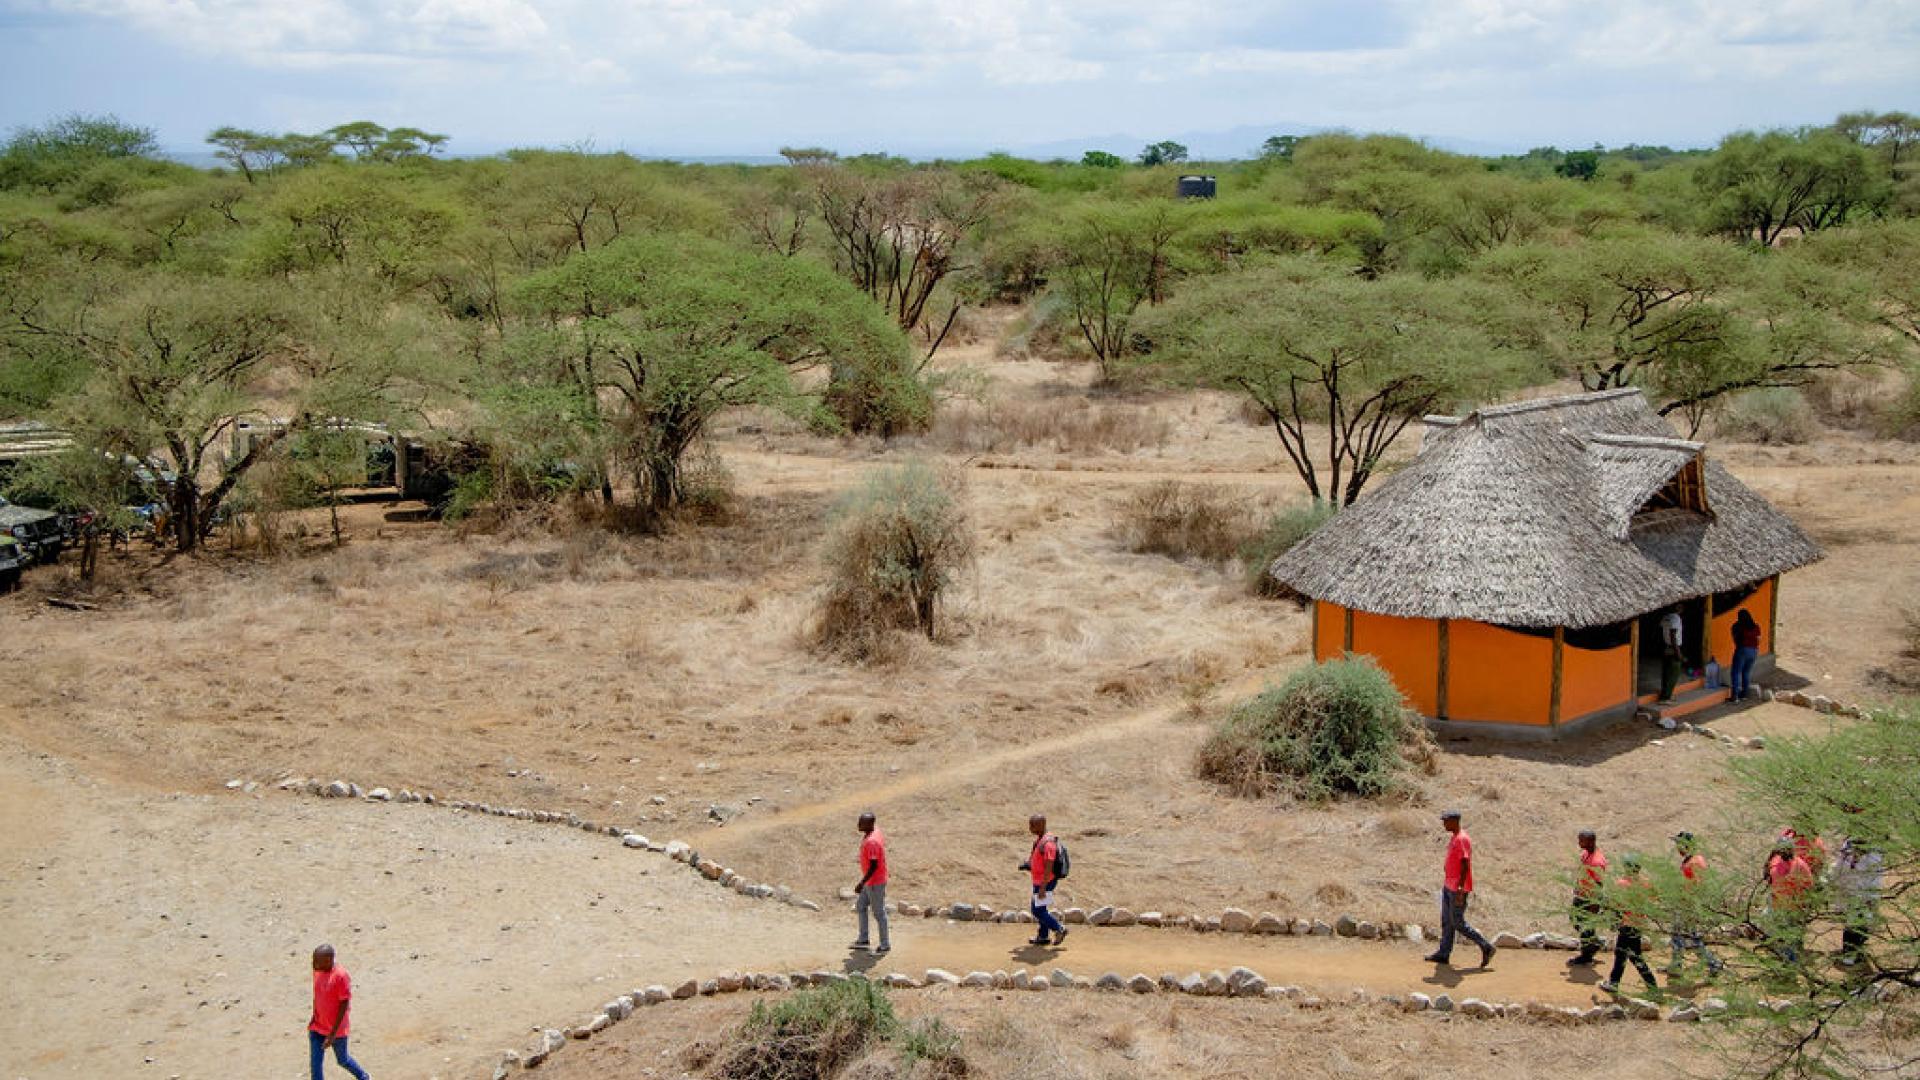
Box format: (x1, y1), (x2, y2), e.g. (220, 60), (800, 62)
(1637, 676), (1706, 706)
(1646, 684), (1732, 722)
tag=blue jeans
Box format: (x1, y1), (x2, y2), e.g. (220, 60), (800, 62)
(1433, 889), (1490, 961)
(1731, 646), (1758, 699)
(309, 1030), (370, 1080)
(1030, 884), (1065, 937)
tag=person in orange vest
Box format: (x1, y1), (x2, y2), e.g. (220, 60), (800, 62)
(1424, 810), (1494, 969)
(1597, 854), (1660, 995)
(1765, 838), (1816, 964)
(1667, 831), (1723, 977)
(1568, 830), (1608, 966)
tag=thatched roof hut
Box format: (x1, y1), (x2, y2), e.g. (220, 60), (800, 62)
(1272, 388), (1821, 736)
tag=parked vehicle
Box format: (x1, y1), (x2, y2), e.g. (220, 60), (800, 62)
(0, 497), (63, 563)
(0, 535), (24, 592)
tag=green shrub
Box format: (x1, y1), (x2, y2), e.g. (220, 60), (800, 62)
(1240, 500), (1336, 598)
(1197, 657), (1434, 801)
(1716, 387), (1815, 445)
(713, 978), (899, 1080)
(812, 462), (974, 661)
(1116, 480), (1254, 563)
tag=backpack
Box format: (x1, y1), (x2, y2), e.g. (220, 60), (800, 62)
(1051, 838), (1070, 880)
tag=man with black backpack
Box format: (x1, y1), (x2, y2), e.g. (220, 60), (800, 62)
(1019, 814), (1068, 947)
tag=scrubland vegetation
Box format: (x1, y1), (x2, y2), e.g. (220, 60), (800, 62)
(3, 112), (1918, 560)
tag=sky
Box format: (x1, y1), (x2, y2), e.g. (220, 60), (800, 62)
(1, 0), (1917, 159)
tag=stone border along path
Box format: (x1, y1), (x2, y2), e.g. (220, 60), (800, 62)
(483, 964), (1762, 1078)
(238, 774), (1587, 951)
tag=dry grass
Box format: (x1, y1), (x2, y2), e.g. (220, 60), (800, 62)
(929, 398), (1171, 455)
(1114, 481), (1256, 563)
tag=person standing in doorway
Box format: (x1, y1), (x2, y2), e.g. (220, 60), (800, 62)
(1668, 832), (1723, 977)
(309, 944), (371, 1080)
(851, 812), (891, 954)
(1425, 810), (1495, 969)
(1659, 605), (1685, 702)
(1730, 610), (1763, 700)
(1598, 855), (1660, 995)
(1569, 830), (1608, 965)
(1020, 814), (1068, 947)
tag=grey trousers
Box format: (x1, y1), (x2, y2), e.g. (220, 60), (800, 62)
(856, 884), (890, 947)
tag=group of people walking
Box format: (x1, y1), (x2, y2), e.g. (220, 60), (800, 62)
(1414, 809), (1882, 998)
(850, 811), (1070, 955)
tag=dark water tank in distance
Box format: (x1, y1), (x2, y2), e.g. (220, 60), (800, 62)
(1177, 174), (1217, 199)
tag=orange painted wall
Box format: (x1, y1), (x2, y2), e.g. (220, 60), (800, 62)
(1448, 620), (1554, 726)
(1559, 642), (1632, 722)
(1350, 610), (1441, 717)
(1708, 577), (1774, 665)
(1314, 601), (1345, 661)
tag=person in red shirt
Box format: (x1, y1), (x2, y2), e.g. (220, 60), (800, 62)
(1765, 839), (1816, 963)
(1598, 855), (1660, 994)
(1783, 826), (1829, 877)
(1569, 830), (1609, 965)
(309, 944), (371, 1080)
(851, 812), (891, 954)
(1668, 831), (1723, 977)
(1424, 810), (1494, 968)
(1019, 814), (1067, 948)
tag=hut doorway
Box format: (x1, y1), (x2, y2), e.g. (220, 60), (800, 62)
(1635, 599), (1709, 695)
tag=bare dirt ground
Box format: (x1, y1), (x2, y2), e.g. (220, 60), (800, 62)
(538, 991), (1714, 1080)
(1, 305), (1916, 1076)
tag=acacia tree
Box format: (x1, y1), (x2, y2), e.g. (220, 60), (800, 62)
(511, 235), (914, 515)
(1055, 203), (1181, 381)
(1696, 129), (1886, 246)
(1136, 262), (1527, 505)
(806, 165), (995, 360)
(1478, 234), (1886, 434)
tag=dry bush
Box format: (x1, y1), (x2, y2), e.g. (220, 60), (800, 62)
(1239, 501), (1336, 598)
(1197, 657), (1436, 802)
(1115, 481), (1255, 563)
(1715, 388), (1816, 445)
(1799, 371), (1884, 431)
(929, 398), (1170, 455)
(710, 981), (966, 1080)
(811, 462), (975, 663)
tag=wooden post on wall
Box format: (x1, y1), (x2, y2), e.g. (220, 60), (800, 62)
(1343, 608), (1354, 653)
(1310, 602), (1320, 660)
(1703, 592), (1716, 668)
(1549, 626), (1565, 728)
(1436, 619), (1450, 720)
(1629, 619), (1641, 701)
(1767, 575), (1780, 655)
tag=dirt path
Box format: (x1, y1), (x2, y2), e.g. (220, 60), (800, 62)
(3, 742), (1678, 1080)
(700, 668), (1275, 847)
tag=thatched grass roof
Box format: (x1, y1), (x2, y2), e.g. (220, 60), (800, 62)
(1270, 388), (1823, 629)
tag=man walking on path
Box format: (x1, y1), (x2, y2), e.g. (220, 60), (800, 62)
(1668, 832), (1723, 977)
(1020, 814), (1068, 948)
(1835, 836), (1884, 968)
(309, 944), (371, 1080)
(1598, 855), (1660, 995)
(1659, 605), (1685, 702)
(1568, 830), (1608, 965)
(1765, 838), (1816, 964)
(1425, 810), (1494, 969)
(851, 812), (890, 954)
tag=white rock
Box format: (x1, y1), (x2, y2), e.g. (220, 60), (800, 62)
(1087, 905), (1116, 925)
(1668, 1005), (1701, 1022)
(1407, 992), (1432, 1011)
(1178, 973), (1207, 995)
(1049, 969), (1074, 987)
(225, 779), (242, 790)
(367, 787), (391, 801)
(1432, 994), (1454, 1012)
(622, 834), (647, 849)
(1458, 998), (1497, 1019)
(1094, 973), (1126, 991)
(1126, 973), (1156, 994)
(1219, 908), (1255, 933)
(924, 969), (960, 986)
(960, 971), (994, 988)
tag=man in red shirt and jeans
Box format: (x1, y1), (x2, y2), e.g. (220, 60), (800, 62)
(309, 944), (371, 1080)
(1425, 810), (1495, 969)
(1020, 814), (1067, 948)
(851, 812), (891, 954)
